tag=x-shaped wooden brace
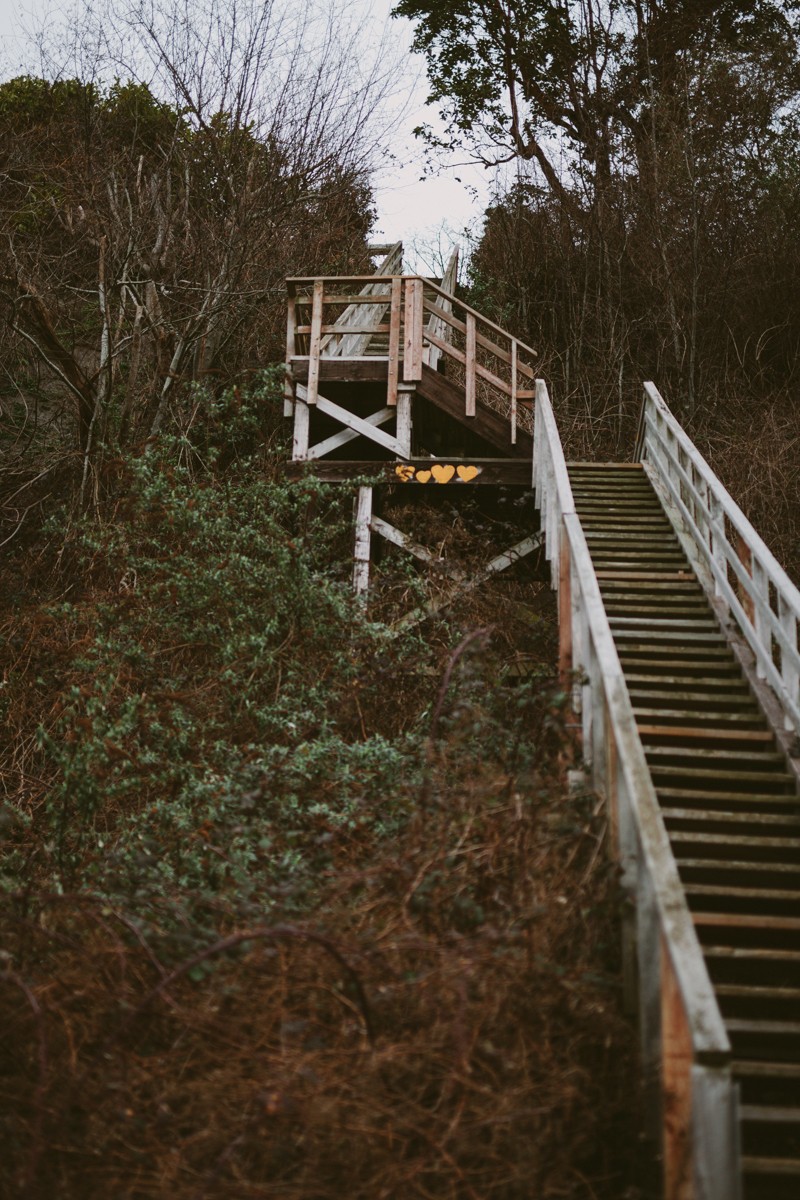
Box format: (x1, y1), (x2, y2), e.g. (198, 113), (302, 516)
(293, 383), (406, 460)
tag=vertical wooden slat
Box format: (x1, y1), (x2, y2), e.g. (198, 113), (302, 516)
(284, 286), (296, 417)
(387, 275), (401, 406)
(465, 311), (476, 417)
(510, 339), (518, 444)
(352, 486), (373, 598)
(661, 938), (694, 1200)
(403, 278), (423, 382)
(306, 279), (324, 406)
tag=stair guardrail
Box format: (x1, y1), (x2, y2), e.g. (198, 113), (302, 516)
(286, 271), (537, 443)
(535, 379), (740, 1200)
(637, 382), (800, 736)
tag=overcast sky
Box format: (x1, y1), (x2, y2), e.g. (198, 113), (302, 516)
(0, 0), (494, 270)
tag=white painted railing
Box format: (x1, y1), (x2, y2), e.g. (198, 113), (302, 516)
(534, 380), (740, 1200)
(638, 382), (800, 735)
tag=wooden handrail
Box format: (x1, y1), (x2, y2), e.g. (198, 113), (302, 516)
(638, 382), (800, 734)
(534, 380), (738, 1200)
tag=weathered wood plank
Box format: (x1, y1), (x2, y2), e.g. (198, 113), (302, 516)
(295, 384), (403, 456)
(403, 278), (423, 381)
(291, 358), (389, 383)
(283, 458), (533, 486)
(370, 515), (463, 580)
(306, 407), (394, 460)
(353, 486), (373, 597)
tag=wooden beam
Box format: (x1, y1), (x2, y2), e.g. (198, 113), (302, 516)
(393, 531), (544, 630)
(306, 407), (394, 460)
(370, 515), (464, 580)
(291, 358), (389, 384)
(283, 458), (533, 486)
(353, 486), (373, 597)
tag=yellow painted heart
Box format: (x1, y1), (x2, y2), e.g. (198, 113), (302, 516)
(457, 464), (480, 482)
(415, 469), (432, 483)
(431, 463), (455, 483)
(395, 464), (415, 482)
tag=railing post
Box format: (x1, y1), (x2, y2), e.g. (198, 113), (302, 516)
(403, 278), (423, 382)
(306, 279), (324, 406)
(387, 276), (402, 407)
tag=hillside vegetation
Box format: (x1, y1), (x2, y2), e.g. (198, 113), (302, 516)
(1, 378), (648, 1198)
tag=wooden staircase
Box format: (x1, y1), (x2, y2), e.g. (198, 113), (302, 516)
(283, 251), (800, 1199)
(569, 463), (800, 1199)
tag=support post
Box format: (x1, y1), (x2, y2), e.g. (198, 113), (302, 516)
(307, 279), (324, 406)
(284, 287), (296, 417)
(353, 486), (373, 598)
(292, 396), (310, 460)
(396, 383), (414, 457)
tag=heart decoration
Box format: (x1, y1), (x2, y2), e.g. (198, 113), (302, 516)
(395, 464), (415, 482)
(457, 465), (480, 482)
(431, 463), (456, 483)
(415, 469), (432, 483)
